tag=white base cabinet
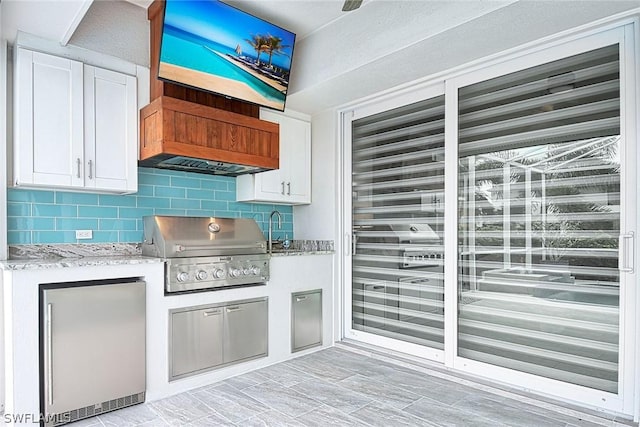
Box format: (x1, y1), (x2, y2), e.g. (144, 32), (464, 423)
(237, 109), (311, 205)
(13, 47), (138, 194)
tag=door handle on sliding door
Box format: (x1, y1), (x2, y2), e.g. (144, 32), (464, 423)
(344, 232), (357, 256)
(619, 232), (635, 273)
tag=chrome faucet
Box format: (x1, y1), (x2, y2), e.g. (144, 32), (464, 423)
(268, 210), (282, 254)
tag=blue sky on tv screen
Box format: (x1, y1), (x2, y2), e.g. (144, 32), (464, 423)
(164, 0), (296, 71)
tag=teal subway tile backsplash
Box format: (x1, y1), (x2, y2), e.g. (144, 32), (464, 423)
(33, 204), (77, 217)
(55, 192), (99, 205)
(99, 219), (137, 231)
(171, 198), (200, 209)
(8, 190), (54, 203)
(78, 206), (118, 218)
(155, 186), (185, 198)
(7, 202), (31, 217)
(56, 218), (98, 230)
(137, 196), (170, 208)
(187, 188), (216, 200)
(7, 167), (293, 244)
(8, 217), (56, 231)
(139, 171), (169, 186)
(98, 194), (136, 207)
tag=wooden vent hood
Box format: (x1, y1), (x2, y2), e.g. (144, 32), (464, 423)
(139, 97), (279, 176)
(138, 0), (280, 176)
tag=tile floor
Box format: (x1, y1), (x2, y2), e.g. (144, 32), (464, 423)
(70, 346), (633, 427)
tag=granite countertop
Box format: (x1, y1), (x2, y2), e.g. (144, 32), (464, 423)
(0, 241), (334, 270)
(269, 240), (334, 256)
(0, 243), (163, 271)
(0, 255), (163, 271)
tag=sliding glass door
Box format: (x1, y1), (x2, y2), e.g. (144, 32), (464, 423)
(351, 95), (445, 351)
(344, 24), (637, 414)
(457, 45), (621, 393)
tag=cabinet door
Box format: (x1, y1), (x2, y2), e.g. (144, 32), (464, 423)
(256, 110), (288, 201)
(84, 65), (137, 193)
(292, 290), (322, 352)
(223, 300), (268, 363)
(14, 48), (84, 188)
(236, 110), (311, 205)
(171, 307), (224, 379)
(282, 116), (311, 203)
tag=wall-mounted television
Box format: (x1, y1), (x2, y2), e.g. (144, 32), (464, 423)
(159, 0), (296, 112)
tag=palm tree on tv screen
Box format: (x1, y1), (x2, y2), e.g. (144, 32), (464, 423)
(265, 34), (290, 68)
(245, 34), (268, 65)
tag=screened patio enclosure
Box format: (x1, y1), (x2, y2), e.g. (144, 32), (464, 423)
(458, 136), (620, 393)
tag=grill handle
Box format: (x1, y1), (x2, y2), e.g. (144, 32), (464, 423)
(174, 242), (266, 253)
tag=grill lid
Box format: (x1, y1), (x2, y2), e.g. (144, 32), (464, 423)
(142, 216), (267, 258)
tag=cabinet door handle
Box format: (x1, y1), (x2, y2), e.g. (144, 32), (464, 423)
(287, 182), (291, 195)
(226, 306), (242, 313)
(88, 160), (93, 180)
(281, 181), (285, 195)
(203, 310), (221, 317)
(76, 158), (81, 178)
(296, 296), (307, 302)
(47, 303), (53, 406)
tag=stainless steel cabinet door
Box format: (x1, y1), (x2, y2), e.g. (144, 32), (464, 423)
(171, 307), (224, 378)
(292, 290), (322, 352)
(42, 281), (146, 416)
(223, 300), (268, 362)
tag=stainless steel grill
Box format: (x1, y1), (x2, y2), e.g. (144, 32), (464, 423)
(142, 216), (270, 293)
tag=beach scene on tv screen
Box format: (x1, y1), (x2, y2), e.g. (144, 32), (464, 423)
(159, 0), (295, 111)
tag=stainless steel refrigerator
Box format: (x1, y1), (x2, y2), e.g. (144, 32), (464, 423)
(41, 279), (146, 426)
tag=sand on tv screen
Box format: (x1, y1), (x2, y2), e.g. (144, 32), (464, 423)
(159, 0), (296, 111)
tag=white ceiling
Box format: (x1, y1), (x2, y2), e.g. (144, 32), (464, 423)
(3, 0), (640, 115)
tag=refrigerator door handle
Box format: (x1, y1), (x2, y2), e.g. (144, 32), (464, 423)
(47, 303), (53, 406)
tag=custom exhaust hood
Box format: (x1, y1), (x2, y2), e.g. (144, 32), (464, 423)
(139, 96), (280, 176)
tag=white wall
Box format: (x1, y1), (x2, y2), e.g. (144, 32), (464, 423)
(68, 0), (149, 67)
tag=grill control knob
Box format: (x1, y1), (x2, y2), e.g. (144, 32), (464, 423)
(176, 272), (189, 282)
(250, 265), (260, 275)
(196, 270), (208, 281)
(229, 268), (241, 278)
(212, 268), (225, 279)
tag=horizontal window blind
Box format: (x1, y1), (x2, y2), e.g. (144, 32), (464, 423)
(352, 96), (445, 349)
(457, 44), (620, 393)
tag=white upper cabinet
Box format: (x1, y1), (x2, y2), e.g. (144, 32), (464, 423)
(13, 47), (138, 194)
(237, 109), (311, 205)
(83, 65), (137, 192)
